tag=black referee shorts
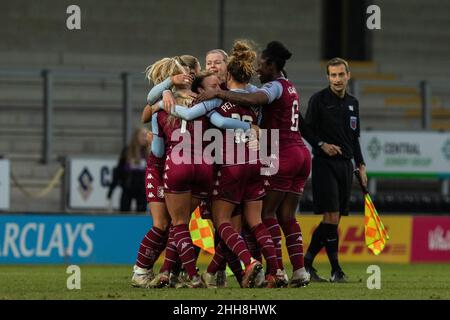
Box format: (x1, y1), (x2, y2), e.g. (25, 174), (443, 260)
(311, 156), (354, 216)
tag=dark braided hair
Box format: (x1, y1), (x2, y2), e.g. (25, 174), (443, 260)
(261, 41), (292, 76)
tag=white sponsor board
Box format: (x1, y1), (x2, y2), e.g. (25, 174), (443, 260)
(361, 131), (450, 176)
(0, 159), (10, 210)
(68, 158), (121, 209)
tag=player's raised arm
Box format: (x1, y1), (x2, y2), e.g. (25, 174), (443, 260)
(196, 79), (284, 108)
(146, 74), (193, 105)
(150, 113), (165, 158)
(157, 98), (223, 121)
(208, 110), (252, 130)
(197, 88), (268, 107)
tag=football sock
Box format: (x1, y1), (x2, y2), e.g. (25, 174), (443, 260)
(280, 219), (305, 271)
(242, 226), (262, 262)
(218, 222), (252, 266)
(251, 223), (278, 276)
(171, 224), (198, 279)
(215, 232), (227, 272)
(136, 226), (168, 269)
(207, 239), (226, 274)
(160, 225), (178, 274)
(224, 247), (244, 284)
(263, 217), (284, 270)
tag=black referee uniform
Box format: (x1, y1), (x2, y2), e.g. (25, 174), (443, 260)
(304, 86), (365, 215)
(301, 85), (365, 282)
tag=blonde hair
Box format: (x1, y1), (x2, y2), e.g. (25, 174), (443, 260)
(145, 57), (186, 84)
(206, 49), (228, 63)
(165, 90), (195, 127)
(227, 39), (257, 84)
(144, 56), (198, 127)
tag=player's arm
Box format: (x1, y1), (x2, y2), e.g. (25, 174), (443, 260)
(141, 101), (163, 123)
(150, 113), (165, 158)
(141, 104), (153, 123)
(245, 83), (259, 93)
(197, 89), (268, 107)
(146, 74), (192, 105)
(196, 81), (282, 107)
(160, 99), (223, 121)
(208, 111), (260, 133)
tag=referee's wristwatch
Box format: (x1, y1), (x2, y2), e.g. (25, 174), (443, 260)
(318, 141), (324, 147)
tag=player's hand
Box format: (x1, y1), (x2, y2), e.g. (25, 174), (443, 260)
(171, 74), (193, 87)
(321, 143), (342, 156)
(151, 103), (159, 114)
(195, 89), (221, 103)
(162, 90), (176, 113)
(141, 104), (152, 123)
(358, 165), (368, 188)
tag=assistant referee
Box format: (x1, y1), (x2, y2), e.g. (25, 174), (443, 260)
(302, 58), (367, 283)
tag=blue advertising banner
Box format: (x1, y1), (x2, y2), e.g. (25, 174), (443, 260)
(0, 215), (153, 264)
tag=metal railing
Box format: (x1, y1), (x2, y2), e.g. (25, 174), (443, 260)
(0, 68), (147, 164)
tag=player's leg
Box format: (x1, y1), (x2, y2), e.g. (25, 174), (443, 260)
(241, 219), (266, 288)
(132, 164), (169, 288)
(277, 192), (310, 287)
(132, 202), (170, 287)
(204, 209), (242, 288)
(177, 196), (203, 283)
(226, 213), (245, 285)
(212, 199), (261, 288)
(276, 146), (311, 287)
(242, 223), (262, 262)
(262, 190), (285, 272)
(203, 214), (242, 288)
(214, 210), (242, 287)
(190, 196), (202, 262)
(165, 192), (204, 287)
(244, 200), (278, 288)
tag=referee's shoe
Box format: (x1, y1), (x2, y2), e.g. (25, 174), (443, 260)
(305, 266), (328, 283)
(330, 269), (348, 283)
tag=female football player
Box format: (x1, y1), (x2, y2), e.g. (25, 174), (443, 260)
(196, 41), (312, 288)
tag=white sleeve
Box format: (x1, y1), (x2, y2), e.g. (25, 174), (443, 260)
(245, 83), (259, 93)
(258, 81), (283, 104)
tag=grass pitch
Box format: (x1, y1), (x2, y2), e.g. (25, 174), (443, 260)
(1, 263), (449, 300)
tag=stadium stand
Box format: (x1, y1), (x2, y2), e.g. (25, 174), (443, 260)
(0, 0), (448, 212)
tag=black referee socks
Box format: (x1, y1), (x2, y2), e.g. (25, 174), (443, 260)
(323, 223), (341, 273)
(304, 222), (328, 267)
(305, 222), (342, 274)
